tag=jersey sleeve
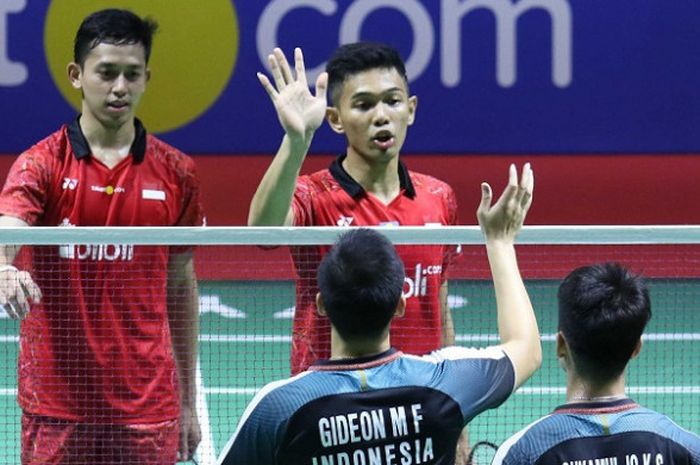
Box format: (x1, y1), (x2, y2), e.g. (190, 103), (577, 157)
(491, 416), (549, 465)
(0, 149), (51, 225)
(662, 417), (700, 464)
(170, 155), (205, 255)
(291, 176), (315, 226)
(440, 184), (460, 281)
(174, 156), (204, 227)
(424, 346), (516, 424)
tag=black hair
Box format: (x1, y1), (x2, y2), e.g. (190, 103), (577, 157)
(558, 262), (651, 381)
(325, 42), (408, 106)
(74, 9), (158, 66)
(317, 229), (405, 340)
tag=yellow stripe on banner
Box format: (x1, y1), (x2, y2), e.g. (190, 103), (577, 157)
(600, 414), (610, 435)
(358, 370), (368, 391)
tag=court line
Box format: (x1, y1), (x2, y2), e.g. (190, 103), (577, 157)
(195, 357), (216, 465)
(196, 333), (700, 343)
(1, 333), (699, 344)
(195, 386), (700, 396)
(2, 386), (698, 397)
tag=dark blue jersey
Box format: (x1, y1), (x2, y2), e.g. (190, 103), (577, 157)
(219, 346), (515, 465)
(493, 398), (700, 465)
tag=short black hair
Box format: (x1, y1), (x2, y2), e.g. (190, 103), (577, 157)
(317, 229), (405, 341)
(74, 9), (158, 66)
(558, 263), (651, 381)
(326, 42), (408, 106)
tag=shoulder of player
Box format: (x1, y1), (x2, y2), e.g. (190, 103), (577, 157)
(296, 168), (336, 192)
(493, 414), (556, 464)
(19, 125), (70, 162)
(409, 345), (509, 364)
(407, 170), (455, 195)
(145, 135), (197, 173)
(244, 371), (319, 415)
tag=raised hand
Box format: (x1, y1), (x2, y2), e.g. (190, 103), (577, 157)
(477, 163), (534, 243)
(257, 47), (328, 144)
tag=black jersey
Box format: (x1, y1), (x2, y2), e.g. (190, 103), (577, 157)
(494, 398), (700, 465)
(219, 347), (515, 465)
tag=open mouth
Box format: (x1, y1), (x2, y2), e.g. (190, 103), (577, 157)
(373, 131), (395, 150)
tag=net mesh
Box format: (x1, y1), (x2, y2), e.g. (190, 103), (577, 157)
(0, 226), (698, 464)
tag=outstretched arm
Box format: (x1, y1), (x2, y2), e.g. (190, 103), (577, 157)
(248, 47), (328, 226)
(477, 163), (541, 388)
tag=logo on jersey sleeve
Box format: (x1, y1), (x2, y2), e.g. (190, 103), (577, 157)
(403, 263), (443, 298)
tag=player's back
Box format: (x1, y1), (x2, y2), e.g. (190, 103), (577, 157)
(220, 346), (515, 465)
(494, 399), (700, 465)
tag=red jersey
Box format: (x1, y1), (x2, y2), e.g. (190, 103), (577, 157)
(0, 118), (204, 423)
(290, 156), (458, 373)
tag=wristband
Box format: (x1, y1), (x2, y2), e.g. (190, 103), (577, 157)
(0, 265), (17, 273)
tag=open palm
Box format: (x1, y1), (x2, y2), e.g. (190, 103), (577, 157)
(258, 47), (328, 140)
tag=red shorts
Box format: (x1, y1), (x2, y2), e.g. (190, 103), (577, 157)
(21, 414), (179, 465)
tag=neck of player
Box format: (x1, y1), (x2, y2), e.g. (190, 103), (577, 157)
(566, 371), (627, 403)
(342, 151), (401, 205)
(330, 327), (391, 360)
(79, 111), (135, 169)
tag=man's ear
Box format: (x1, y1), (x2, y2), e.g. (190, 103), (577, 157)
(394, 296), (406, 318)
(316, 292), (326, 317)
(67, 62), (82, 90)
(556, 332), (570, 371)
(326, 107), (345, 134)
(407, 95), (418, 126)
(630, 338), (643, 359)
(146, 67), (151, 83)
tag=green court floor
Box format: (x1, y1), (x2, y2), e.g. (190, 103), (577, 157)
(0, 279), (698, 464)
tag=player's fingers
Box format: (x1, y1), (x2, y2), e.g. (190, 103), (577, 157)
(520, 163), (534, 211)
(268, 52), (286, 91)
(294, 47), (308, 87)
(476, 182), (492, 222)
(257, 72), (278, 102)
(494, 164), (518, 210)
(273, 47), (294, 85)
(315, 72), (328, 102)
(18, 271), (41, 303)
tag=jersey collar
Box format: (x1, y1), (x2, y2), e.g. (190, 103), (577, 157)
(309, 348), (402, 372)
(329, 155), (416, 199)
(67, 116), (148, 163)
(554, 397), (638, 415)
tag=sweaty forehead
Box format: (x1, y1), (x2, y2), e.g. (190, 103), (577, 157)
(338, 68), (408, 101)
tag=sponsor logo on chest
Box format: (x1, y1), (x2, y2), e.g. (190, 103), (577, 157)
(91, 185), (125, 195)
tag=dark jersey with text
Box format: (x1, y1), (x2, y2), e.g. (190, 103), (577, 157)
(493, 398), (700, 465)
(220, 346), (514, 465)
(0, 118), (204, 423)
(289, 156), (459, 373)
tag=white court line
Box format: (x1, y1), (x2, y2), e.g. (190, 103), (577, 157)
(197, 333), (700, 343)
(195, 357), (216, 465)
(1, 333), (699, 344)
(2, 386), (698, 397)
(199, 386), (700, 396)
